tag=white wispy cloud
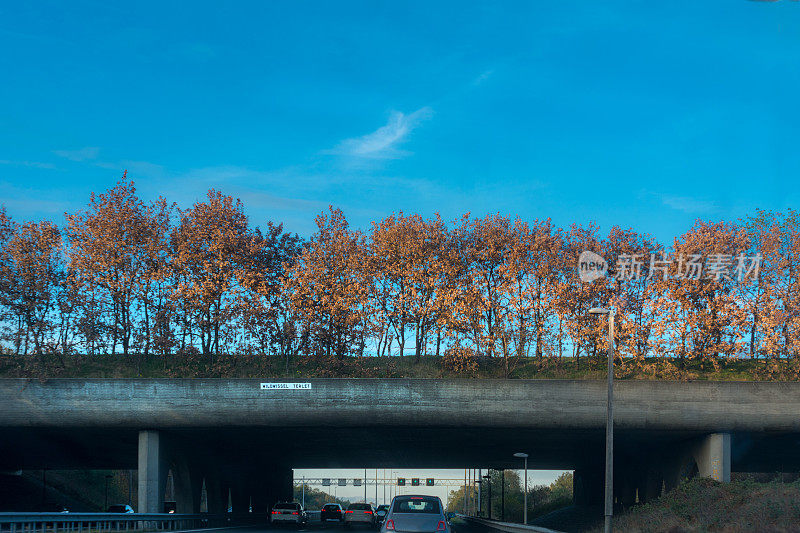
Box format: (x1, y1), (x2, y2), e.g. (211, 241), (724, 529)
(0, 159), (56, 169)
(53, 146), (100, 161)
(662, 195), (717, 214)
(472, 69), (494, 86)
(326, 107), (432, 160)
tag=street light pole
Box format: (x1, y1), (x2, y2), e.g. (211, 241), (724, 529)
(485, 473), (492, 520)
(477, 469), (482, 517)
(514, 453), (528, 525)
(104, 474), (112, 511)
(501, 469), (505, 522)
(590, 307), (615, 533)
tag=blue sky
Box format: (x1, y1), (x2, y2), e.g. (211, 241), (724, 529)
(1, 1), (798, 241)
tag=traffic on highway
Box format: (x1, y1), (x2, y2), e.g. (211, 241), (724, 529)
(269, 495), (455, 532)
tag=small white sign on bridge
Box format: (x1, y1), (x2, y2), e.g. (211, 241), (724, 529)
(260, 382), (312, 390)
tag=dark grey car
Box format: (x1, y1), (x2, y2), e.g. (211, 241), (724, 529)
(380, 495), (449, 532)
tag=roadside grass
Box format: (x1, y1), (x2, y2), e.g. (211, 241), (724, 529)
(0, 352), (788, 380)
(588, 477), (800, 533)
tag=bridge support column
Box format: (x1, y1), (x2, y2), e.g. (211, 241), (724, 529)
(573, 467), (604, 506)
(230, 476), (250, 512)
(204, 471), (227, 513)
(172, 459), (203, 513)
(696, 433), (731, 482)
(247, 466), (293, 512)
(641, 465), (664, 502)
(616, 465), (640, 508)
(138, 430), (167, 513)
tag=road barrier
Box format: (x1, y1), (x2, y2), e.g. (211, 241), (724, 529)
(0, 513), (262, 533)
(459, 515), (563, 533)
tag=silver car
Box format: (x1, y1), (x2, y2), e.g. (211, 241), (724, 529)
(344, 502), (377, 528)
(380, 495), (450, 532)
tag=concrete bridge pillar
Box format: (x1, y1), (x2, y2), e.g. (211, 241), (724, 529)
(241, 465), (293, 512)
(203, 471), (228, 513)
(139, 430), (208, 513)
(617, 466), (640, 508)
(171, 459), (203, 513)
(641, 465), (664, 502)
(695, 433), (731, 482)
(655, 432), (732, 496)
(138, 430), (167, 513)
(230, 477), (250, 512)
(573, 467), (604, 506)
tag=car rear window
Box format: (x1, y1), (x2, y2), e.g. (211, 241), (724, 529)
(348, 503), (372, 510)
(323, 504), (340, 510)
(392, 497), (440, 514)
(274, 503), (298, 510)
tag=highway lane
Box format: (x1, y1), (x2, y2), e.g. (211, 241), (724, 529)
(196, 519), (491, 532)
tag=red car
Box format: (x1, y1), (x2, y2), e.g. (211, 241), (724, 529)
(321, 503), (344, 523)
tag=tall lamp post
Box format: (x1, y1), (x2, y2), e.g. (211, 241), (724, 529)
(513, 453), (528, 525)
(589, 307), (615, 533)
(104, 474), (112, 511)
(482, 473), (492, 520)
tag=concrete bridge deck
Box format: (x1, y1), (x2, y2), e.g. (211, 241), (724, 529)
(1, 378), (799, 512)
(2, 378), (798, 431)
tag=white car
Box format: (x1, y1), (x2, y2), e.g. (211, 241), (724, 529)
(270, 502), (308, 527)
(344, 502), (377, 528)
(381, 495), (449, 532)
(106, 504), (134, 513)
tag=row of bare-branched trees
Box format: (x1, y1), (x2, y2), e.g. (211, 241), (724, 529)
(1, 178), (799, 373)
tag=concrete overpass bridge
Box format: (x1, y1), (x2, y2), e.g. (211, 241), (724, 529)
(1, 379), (799, 513)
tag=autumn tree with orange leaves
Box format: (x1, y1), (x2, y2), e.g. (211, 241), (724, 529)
(238, 222), (304, 358)
(0, 220), (62, 355)
(284, 207), (367, 359)
(66, 178), (172, 356)
(647, 221), (751, 369)
(2, 177), (799, 380)
(742, 209), (800, 360)
(368, 212), (456, 359)
(170, 190), (255, 356)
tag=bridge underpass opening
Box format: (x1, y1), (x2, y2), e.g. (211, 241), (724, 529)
(5, 380), (800, 515)
(291, 467), (570, 514)
(2, 426), (794, 513)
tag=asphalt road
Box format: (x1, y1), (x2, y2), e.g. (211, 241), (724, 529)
(204, 519), (489, 532)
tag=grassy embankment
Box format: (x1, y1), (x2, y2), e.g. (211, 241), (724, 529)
(588, 477), (800, 533)
(0, 351), (791, 380)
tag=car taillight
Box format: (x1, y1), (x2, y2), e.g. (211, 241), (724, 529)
(364, 510), (372, 514)
(437, 520), (446, 530)
(385, 519), (395, 530)
(271, 511), (278, 514)
(345, 510), (353, 513)
(292, 512), (298, 515)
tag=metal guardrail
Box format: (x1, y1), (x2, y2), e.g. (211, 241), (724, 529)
(0, 513), (261, 533)
(459, 515), (564, 533)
